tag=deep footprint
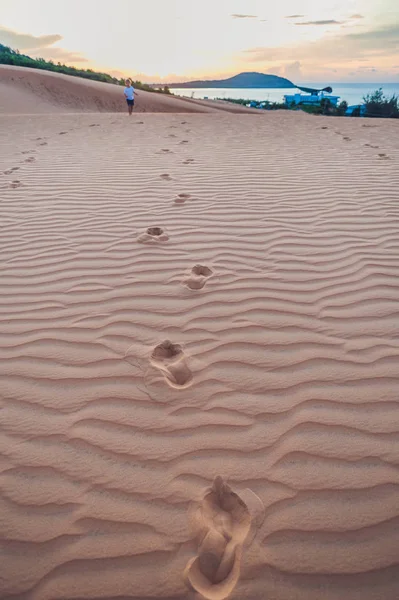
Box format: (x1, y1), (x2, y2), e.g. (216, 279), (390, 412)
(137, 227), (169, 243)
(184, 265), (213, 290)
(151, 340), (193, 387)
(184, 477), (264, 600)
(175, 193), (191, 204)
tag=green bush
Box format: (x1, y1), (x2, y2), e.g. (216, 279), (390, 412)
(336, 100), (348, 116)
(363, 88), (399, 118)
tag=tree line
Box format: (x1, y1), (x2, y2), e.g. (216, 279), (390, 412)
(0, 43), (170, 94)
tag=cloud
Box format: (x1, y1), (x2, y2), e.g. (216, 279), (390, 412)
(285, 15), (305, 18)
(0, 25), (88, 64)
(242, 24), (399, 63)
(0, 26), (61, 50)
(349, 14), (364, 19)
(30, 46), (88, 63)
(295, 20), (343, 26)
(283, 61), (303, 80)
(231, 14), (258, 19)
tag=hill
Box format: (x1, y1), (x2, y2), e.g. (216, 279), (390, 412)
(0, 65), (261, 114)
(168, 72), (295, 89)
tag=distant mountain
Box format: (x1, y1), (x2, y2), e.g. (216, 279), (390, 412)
(168, 72), (295, 89)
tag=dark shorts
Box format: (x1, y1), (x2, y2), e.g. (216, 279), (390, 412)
(126, 99), (135, 106)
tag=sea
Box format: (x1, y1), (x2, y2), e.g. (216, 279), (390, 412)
(171, 83), (399, 106)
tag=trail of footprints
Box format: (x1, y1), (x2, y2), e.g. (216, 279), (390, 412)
(2, 122), (106, 187)
(320, 126), (392, 159)
(144, 129), (263, 596)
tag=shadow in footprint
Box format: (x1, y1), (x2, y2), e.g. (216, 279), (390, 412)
(9, 180), (22, 189)
(151, 340), (193, 388)
(184, 265), (213, 290)
(24, 157), (35, 163)
(59, 131), (68, 135)
(89, 124), (100, 127)
(160, 174), (172, 181)
(365, 143), (379, 149)
(184, 476), (264, 600)
(183, 159), (195, 165)
(137, 227), (169, 244)
(378, 153), (391, 160)
(174, 193), (191, 204)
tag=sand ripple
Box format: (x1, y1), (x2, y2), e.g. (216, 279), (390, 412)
(0, 112), (398, 599)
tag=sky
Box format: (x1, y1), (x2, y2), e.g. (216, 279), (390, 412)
(0, 0), (398, 82)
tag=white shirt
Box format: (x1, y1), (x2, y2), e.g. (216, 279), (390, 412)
(124, 86), (135, 100)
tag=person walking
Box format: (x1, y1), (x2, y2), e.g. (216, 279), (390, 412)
(124, 79), (135, 115)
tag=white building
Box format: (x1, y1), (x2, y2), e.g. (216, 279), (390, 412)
(284, 92), (340, 107)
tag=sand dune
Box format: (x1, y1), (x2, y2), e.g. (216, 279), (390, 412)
(0, 106), (399, 600)
(0, 65), (256, 114)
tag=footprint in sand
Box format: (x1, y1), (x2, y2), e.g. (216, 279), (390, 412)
(9, 180), (22, 189)
(179, 140), (189, 144)
(183, 158), (195, 165)
(343, 136), (352, 141)
(161, 148), (171, 153)
(89, 124), (100, 127)
(3, 167), (20, 175)
(137, 226), (169, 244)
(59, 131), (68, 135)
(24, 157), (36, 163)
(378, 153), (391, 160)
(21, 150), (36, 155)
(184, 265), (213, 290)
(150, 340), (192, 387)
(181, 121), (188, 124)
(184, 476), (264, 600)
(160, 173), (173, 181)
(320, 126), (328, 130)
(365, 143), (379, 149)
(38, 141), (48, 146)
(174, 193), (191, 204)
